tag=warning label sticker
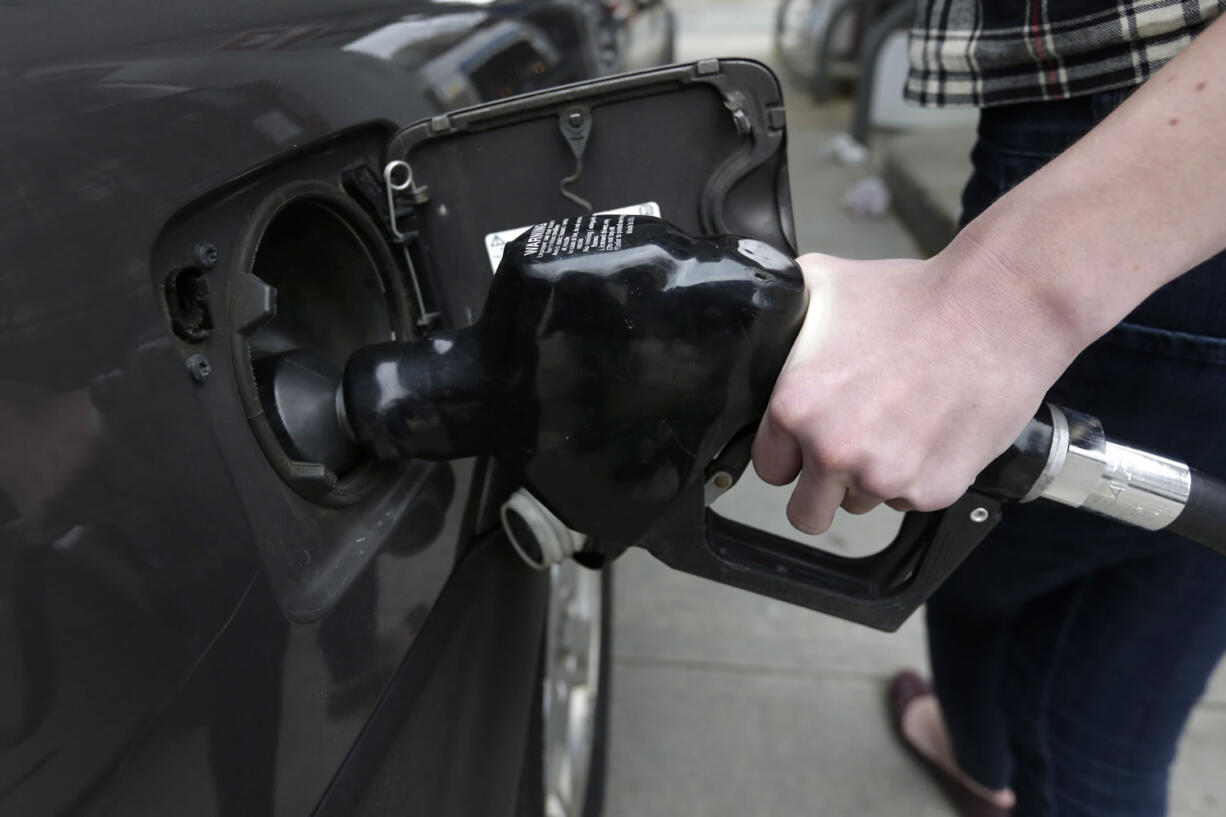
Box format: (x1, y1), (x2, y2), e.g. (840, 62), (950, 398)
(483, 201), (660, 272)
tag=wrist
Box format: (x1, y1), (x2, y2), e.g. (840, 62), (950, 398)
(931, 225), (1095, 372)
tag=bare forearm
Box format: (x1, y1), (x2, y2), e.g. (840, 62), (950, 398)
(947, 13), (1226, 350)
(753, 16), (1226, 531)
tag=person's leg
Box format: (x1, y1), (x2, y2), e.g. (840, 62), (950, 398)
(1001, 306), (1226, 815)
(923, 544), (1028, 794)
(903, 87), (1226, 815)
(1002, 534), (1226, 817)
(925, 263), (1226, 814)
(918, 501), (1115, 804)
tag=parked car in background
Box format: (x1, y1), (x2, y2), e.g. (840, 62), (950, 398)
(0, 2), (672, 815)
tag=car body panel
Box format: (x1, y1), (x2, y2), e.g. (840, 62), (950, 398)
(0, 1), (671, 814)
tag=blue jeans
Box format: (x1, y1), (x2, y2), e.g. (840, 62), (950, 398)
(927, 92), (1226, 817)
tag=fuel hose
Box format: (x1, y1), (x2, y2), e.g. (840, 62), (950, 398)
(1167, 469), (1226, 556)
(977, 404), (1226, 557)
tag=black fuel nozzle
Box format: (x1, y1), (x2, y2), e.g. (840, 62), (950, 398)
(331, 216), (1001, 632)
(339, 214), (808, 553)
(268, 215), (1226, 634)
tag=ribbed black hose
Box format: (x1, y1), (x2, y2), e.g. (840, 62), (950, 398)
(1166, 469), (1226, 558)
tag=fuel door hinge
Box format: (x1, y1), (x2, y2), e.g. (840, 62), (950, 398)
(380, 160), (439, 331)
(557, 106), (594, 214)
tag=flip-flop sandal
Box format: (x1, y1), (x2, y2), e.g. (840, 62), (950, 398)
(888, 671), (1014, 817)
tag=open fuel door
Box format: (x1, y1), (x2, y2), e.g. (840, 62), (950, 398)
(354, 59), (1000, 632)
(378, 58), (795, 329)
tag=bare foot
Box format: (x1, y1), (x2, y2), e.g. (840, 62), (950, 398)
(900, 694), (1016, 810)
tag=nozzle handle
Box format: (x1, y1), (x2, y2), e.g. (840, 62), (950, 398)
(634, 430), (1001, 632)
(634, 489), (997, 632)
(643, 401), (1226, 632)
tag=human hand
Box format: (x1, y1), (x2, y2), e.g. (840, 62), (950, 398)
(751, 249), (1078, 534)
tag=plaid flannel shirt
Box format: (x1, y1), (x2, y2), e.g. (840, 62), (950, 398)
(906, 0), (1225, 107)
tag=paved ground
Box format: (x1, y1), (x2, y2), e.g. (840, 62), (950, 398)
(603, 2), (1226, 815)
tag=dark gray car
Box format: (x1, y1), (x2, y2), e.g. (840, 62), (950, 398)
(0, 3), (671, 815)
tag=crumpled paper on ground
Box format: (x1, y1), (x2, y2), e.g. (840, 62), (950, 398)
(818, 132), (870, 165)
(842, 176), (891, 218)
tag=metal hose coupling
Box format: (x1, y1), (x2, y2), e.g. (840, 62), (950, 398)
(1023, 404), (1192, 530)
(501, 489), (588, 570)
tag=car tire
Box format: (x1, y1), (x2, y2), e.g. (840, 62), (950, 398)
(516, 563), (612, 817)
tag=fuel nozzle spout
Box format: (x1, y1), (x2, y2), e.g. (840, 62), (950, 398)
(340, 327), (510, 462)
(338, 214), (807, 552)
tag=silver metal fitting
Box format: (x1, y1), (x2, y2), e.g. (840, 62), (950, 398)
(704, 470), (736, 505)
(1031, 404), (1191, 530)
